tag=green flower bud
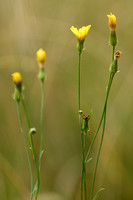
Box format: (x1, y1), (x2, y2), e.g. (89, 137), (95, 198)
(109, 51), (122, 74)
(109, 31), (117, 47)
(12, 87), (21, 102)
(77, 41), (84, 54)
(109, 60), (118, 74)
(38, 68), (45, 81)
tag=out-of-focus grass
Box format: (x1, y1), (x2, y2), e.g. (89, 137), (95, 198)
(0, 0), (133, 200)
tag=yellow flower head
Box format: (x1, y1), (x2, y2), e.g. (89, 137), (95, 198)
(107, 13), (116, 31)
(70, 25), (91, 42)
(36, 48), (46, 65)
(12, 72), (22, 85)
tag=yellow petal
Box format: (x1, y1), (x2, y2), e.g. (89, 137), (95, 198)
(70, 25), (91, 41)
(12, 72), (22, 85)
(107, 13), (116, 31)
(36, 48), (46, 65)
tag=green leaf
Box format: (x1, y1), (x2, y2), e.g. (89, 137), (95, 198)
(32, 183), (38, 195)
(93, 188), (105, 200)
(85, 157), (92, 165)
(39, 150), (44, 164)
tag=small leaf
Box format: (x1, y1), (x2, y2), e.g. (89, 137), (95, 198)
(32, 183), (38, 195)
(39, 150), (44, 164)
(93, 188), (105, 200)
(85, 157), (92, 165)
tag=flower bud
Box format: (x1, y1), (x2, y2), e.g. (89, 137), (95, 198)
(109, 31), (117, 47)
(12, 72), (22, 102)
(36, 48), (46, 65)
(107, 13), (116, 31)
(12, 72), (22, 85)
(114, 51), (122, 61)
(109, 51), (122, 74)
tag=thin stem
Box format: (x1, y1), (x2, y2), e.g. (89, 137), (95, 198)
(21, 95), (31, 128)
(81, 130), (85, 200)
(35, 79), (45, 200)
(89, 73), (114, 200)
(78, 52), (81, 111)
(89, 46), (115, 199)
(78, 52), (83, 200)
(39, 80), (45, 170)
(85, 112), (104, 163)
(17, 102), (33, 200)
(90, 107), (107, 200)
(112, 46), (115, 62)
(84, 166), (87, 200)
(21, 96), (40, 200)
(84, 133), (87, 200)
(85, 73), (113, 163)
(29, 133), (40, 200)
(78, 52), (87, 200)
(84, 133), (87, 157)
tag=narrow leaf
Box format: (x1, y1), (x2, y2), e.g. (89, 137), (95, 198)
(32, 183), (37, 195)
(93, 188), (105, 200)
(85, 157), (92, 165)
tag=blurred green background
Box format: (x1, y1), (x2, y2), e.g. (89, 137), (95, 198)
(0, 0), (133, 200)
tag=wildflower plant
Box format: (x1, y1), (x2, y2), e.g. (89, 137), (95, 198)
(11, 12), (122, 200)
(70, 25), (92, 200)
(12, 48), (46, 200)
(70, 13), (122, 200)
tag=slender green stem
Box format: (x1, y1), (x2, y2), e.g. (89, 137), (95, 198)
(84, 165), (87, 200)
(21, 96), (40, 200)
(81, 130), (85, 200)
(85, 112), (104, 163)
(17, 102), (33, 200)
(89, 46), (115, 200)
(29, 132), (40, 200)
(78, 52), (87, 200)
(39, 80), (45, 170)
(112, 46), (115, 62)
(81, 130), (87, 200)
(85, 73), (113, 163)
(84, 133), (87, 200)
(78, 52), (81, 111)
(84, 134), (87, 157)
(90, 107), (107, 200)
(35, 78), (45, 200)
(21, 95), (31, 128)
(85, 48), (115, 162)
(89, 73), (114, 200)
(78, 52), (83, 200)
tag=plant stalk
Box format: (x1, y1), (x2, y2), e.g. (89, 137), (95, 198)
(39, 80), (45, 170)
(21, 96), (40, 200)
(17, 102), (33, 200)
(89, 72), (114, 200)
(78, 52), (87, 200)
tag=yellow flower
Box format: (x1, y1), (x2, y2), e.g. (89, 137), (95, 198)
(70, 25), (91, 42)
(107, 13), (116, 31)
(12, 72), (22, 85)
(36, 48), (46, 65)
